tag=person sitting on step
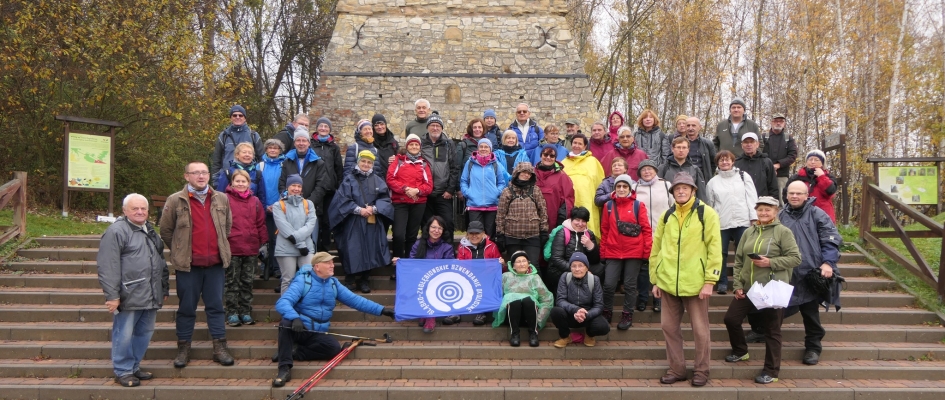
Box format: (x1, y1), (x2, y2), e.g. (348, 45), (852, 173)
(494, 251), (553, 347)
(550, 252), (610, 348)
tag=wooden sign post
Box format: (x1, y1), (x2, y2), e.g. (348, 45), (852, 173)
(56, 115), (123, 217)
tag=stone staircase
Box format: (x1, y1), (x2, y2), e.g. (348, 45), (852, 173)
(0, 235), (944, 400)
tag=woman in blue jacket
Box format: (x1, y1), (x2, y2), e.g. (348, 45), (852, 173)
(494, 130), (531, 180)
(460, 138), (507, 239)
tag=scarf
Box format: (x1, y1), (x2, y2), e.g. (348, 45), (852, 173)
(536, 162), (556, 171)
(637, 177), (657, 186)
(473, 153), (493, 166)
(361, 136), (375, 144)
(501, 144), (520, 154)
(406, 151), (422, 162)
(512, 177), (531, 188)
(317, 135), (330, 142)
(187, 184), (209, 205)
(229, 160), (257, 172)
(234, 189), (253, 199)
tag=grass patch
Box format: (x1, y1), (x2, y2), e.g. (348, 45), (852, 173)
(0, 207), (109, 259)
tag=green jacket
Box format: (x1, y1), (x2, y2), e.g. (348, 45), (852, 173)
(732, 221), (801, 292)
(648, 197), (722, 297)
(493, 264), (554, 329)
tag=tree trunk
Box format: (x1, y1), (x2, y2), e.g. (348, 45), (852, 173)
(887, 0), (909, 156)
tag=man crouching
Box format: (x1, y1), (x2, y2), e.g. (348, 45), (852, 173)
(272, 251), (395, 387)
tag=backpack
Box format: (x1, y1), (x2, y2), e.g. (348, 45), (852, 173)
(506, 185), (539, 210)
(275, 199), (310, 235)
(565, 271), (595, 290)
(465, 158), (499, 180)
(390, 157), (430, 183)
(542, 225), (571, 261)
(662, 198), (706, 242)
(297, 266), (337, 300)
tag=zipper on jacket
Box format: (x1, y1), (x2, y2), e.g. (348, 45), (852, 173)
(674, 209), (696, 295)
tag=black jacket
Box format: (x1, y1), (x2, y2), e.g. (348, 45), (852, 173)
(555, 271), (604, 320)
(734, 151), (779, 198)
(373, 131), (399, 174)
(273, 123), (296, 155)
(762, 130), (798, 177)
(420, 132), (460, 195)
(309, 136), (344, 191)
(279, 149), (331, 215)
(548, 226), (600, 289)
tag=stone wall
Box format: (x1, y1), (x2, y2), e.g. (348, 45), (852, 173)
(312, 0), (601, 144)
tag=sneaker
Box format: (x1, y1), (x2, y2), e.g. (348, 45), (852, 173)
(553, 336), (572, 348)
(272, 366), (291, 388)
(617, 312), (633, 330)
(754, 373), (779, 384)
(745, 330), (765, 343)
(442, 315), (461, 325)
(652, 299), (661, 313)
(241, 314), (255, 325)
(227, 315), (241, 327)
(358, 280), (371, 294)
(472, 313), (488, 326)
(115, 374), (140, 387)
(528, 330), (539, 347)
(636, 300), (647, 312)
(716, 283), (728, 295)
(583, 335), (596, 347)
(725, 353), (750, 362)
(132, 369), (153, 380)
(422, 318), (436, 333)
(509, 331), (520, 347)
(802, 350), (820, 365)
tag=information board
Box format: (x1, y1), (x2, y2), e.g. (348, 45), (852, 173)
(66, 132), (111, 189)
(877, 166), (938, 205)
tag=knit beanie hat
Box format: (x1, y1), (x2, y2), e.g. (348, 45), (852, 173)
(230, 105), (247, 116)
(730, 97), (746, 109)
(483, 109), (498, 119)
(356, 119), (372, 135)
(477, 138), (493, 150)
(637, 159), (658, 175)
(510, 250), (530, 266)
(286, 174), (303, 188)
(406, 133), (422, 146)
(426, 114), (444, 129)
(294, 127), (311, 142)
(806, 149), (826, 165)
(372, 113), (387, 125)
(569, 252), (589, 267)
(615, 174), (634, 189)
(315, 117), (332, 132)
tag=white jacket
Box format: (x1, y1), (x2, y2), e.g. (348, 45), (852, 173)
(634, 178), (673, 236)
(706, 168), (758, 230)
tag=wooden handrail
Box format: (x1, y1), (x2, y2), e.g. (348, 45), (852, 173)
(859, 177), (945, 302)
(0, 172), (27, 246)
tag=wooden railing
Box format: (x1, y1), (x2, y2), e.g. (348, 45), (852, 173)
(859, 177), (945, 301)
(0, 172), (27, 246)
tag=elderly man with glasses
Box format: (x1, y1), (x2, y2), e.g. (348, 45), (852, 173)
(509, 103), (543, 152)
(211, 105), (263, 182)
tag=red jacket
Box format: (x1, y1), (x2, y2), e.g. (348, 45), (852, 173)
(600, 144), (649, 179)
(600, 193), (652, 259)
(225, 187), (267, 257)
(457, 236), (506, 272)
(535, 161), (575, 230)
(791, 168), (838, 222)
(387, 154), (434, 204)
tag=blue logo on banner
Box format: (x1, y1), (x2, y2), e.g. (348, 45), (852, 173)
(394, 258), (502, 321)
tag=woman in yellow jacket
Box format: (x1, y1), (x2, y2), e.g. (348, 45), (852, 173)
(562, 133), (605, 234)
(648, 171), (722, 387)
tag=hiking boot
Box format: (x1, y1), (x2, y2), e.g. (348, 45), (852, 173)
(442, 315), (461, 325)
(803, 350), (820, 365)
(652, 299), (661, 313)
(472, 313), (488, 326)
(659, 373), (686, 384)
(509, 331), (521, 347)
(173, 340), (191, 368)
(241, 314), (255, 325)
(272, 366), (291, 388)
(227, 314), (241, 327)
(691, 373), (708, 387)
(636, 300), (647, 312)
(755, 373), (779, 384)
(583, 335), (596, 347)
(602, 309), (613, 323)
(553, 336), (572, 348)
(725, 353), (750, 362)
(422, 318), (436, 333)
(617, 311), (633, 330)
(132, 369), (153, 380)
(115, 374), (140, 387)
(745, 330), (765, 343)
(212, 338), (235, 366)
(528, 330), (539, 347)
(716, 283), (728, 295)
(358, 279), (371, 294)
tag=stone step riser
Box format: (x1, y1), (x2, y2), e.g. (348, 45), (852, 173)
(5, 326), (942, 344)
(0, 275), (899, 292)
(2, 363), (943, 381)
(0, 307), (935, 325)
(5, 343), (945, 363)
(0, 291), (914, 308)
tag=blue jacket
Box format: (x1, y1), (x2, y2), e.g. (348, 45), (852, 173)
(343, 138), (385, 176)
(275, 265), (384, 332)
(460, 155), (507, 208)
(779, 198), (842, 308)
(494, 147), (531, 180)
(257, 154), (284, 208)
(529, 142), (567, 165)
(508, 119), (542, 152)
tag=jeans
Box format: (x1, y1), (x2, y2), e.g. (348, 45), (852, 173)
(468, 210), (497, 239)
(603, 258), (643, 313)
(111, 308), (157, 377)
(277, 318), (341, 368)
(175, 265), (226, 341)
(423, 194), (455, 244)
(391, 203), (425, 258)
(718, 226), (748, 286)
(549, 306), (611, 338)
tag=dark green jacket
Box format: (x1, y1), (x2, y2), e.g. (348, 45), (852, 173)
(732, 221), (801, 292)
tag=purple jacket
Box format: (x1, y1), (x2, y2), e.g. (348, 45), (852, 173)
(409, 238), (455, 260)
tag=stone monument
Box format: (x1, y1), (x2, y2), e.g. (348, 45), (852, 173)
(312, 0), (600, 143)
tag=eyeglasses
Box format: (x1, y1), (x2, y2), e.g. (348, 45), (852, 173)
(618, 135), (633, 139)
(428, 225), (444, 231)
(231, 114), (245, 118)
(516, 110), (529, 114)
(187, 171), (210, 176)
(541, 153), (556, 158)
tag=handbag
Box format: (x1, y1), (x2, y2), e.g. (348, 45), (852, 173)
(608, 200), (642, 237)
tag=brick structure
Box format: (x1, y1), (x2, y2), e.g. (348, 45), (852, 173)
(312, 0), (599, 144)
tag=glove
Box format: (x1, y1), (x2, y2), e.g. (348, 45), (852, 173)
(493, 232), (506, 249)
(381, 307), (395, 319)
(287, 235), (297, 245)
(299, 247), (309, 256)
(539, 231), (549, 246)
(291, 318), (304, 333)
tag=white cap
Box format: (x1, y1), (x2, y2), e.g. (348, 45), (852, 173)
(741, 132), (759, 142)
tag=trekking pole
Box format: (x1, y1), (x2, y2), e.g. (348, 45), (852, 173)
(275, 326), (393, 343)
(284, 339), (364, 400)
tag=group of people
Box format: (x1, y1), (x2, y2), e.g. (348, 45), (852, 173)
(96, 99), (843, 388)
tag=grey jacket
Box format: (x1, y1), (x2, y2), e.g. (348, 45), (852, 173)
(633, 126), (666, 165)
(657, 158), (708, 203)
(555, 271), (604, 320)
(779, 198), (842, 309)
(713, 117), (759, 158)
(272, 195), (317, 256)
(97, 217), (169, 311)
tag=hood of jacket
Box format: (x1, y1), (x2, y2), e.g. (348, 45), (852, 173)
(285, 147), (321, 162)
(510, 161), (537, 185)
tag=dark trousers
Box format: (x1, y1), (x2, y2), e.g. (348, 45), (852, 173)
(175, 265), (226, 341)
(317, 192), (335, 251)
(504, 236), (540, 267)
(277, 318), (341, 368)
(265, 213), (279, 276)
(636, 261), (651, 305)
(724, 297), (784, 377)
(507, 297), (537, 334)
(392, 203), (426, 258)
(550, 306), (611, 338)
(468, 210), (497, 238)
(718, 226), (748, 286)
(603, 258), (643, 313)
(785, 300), (825, 354)
(423, 194), (454, 244)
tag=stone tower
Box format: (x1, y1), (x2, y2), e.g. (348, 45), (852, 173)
(312, 0), (600, 143)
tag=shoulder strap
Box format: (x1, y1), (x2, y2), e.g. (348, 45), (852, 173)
(565, 271), (594, 289)
(663, 204), (676, 224)
(280, 199), (309, 215)
(633, 200), (640, 222)
(566, 272), (571, 285)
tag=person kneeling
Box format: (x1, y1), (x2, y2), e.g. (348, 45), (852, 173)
(494, 251), (553, 347)
(551, 252), (610, 348)
(272, 252), (394, 387)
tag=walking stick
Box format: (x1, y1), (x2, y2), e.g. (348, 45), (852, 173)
(275, 326), (393, 343)
(284, 339), (368, 400)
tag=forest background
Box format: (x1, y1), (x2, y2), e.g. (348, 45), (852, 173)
(1, 0), (943, 222)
